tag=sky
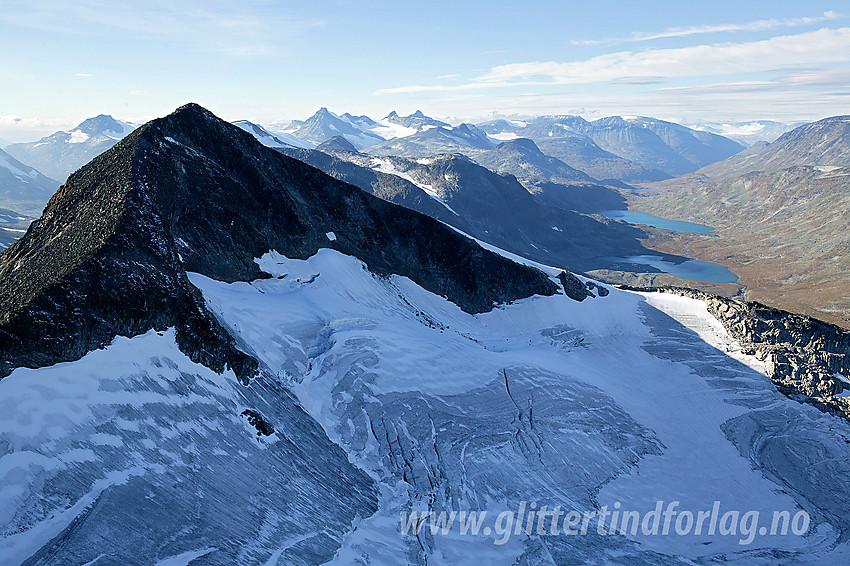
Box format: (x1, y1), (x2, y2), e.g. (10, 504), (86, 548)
(1, 0), (849, 142)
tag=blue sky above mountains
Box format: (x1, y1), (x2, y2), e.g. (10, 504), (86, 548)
(1, 0), (848, 141)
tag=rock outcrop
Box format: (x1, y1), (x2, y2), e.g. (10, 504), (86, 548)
(621, 285), (850, 419)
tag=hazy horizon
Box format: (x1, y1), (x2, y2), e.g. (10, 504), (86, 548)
(2, 1), (848, 141)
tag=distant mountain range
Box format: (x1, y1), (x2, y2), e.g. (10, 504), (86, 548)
(278, 142), (657, 275)
(384, 109), (448, 129)
(686, 120), (807, 146)
(262, 109), (750, 182)
(4, 108), (766, 188)
(366, 122), (497, 157)
(233, 120), (315, 149)
(0, 147), (59, 249)
(5, 115), (136, 182)
(467, 137), (596, 185)
(281, 107), (385, 149)
(480, 115), (745, 181)
(0, 147), (58, 214)
(681, 115), (850, 181)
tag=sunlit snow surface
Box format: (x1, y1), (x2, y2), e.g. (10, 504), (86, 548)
(195, 249), (849, 564)
(2, 248), (850, 564)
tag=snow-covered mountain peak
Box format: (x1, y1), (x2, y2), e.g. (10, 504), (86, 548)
(4, 114), (138, 181)
(74, 114), (135, 138)
(233, 119), (315, 149)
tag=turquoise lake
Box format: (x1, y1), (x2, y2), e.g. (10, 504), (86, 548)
(601, 210), (714, 234)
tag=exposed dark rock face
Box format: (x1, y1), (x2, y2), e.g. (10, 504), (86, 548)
(621, 285), (850, 419)
(585, 280), (610, 297)
(316, 135), (358, 153)
(291, 149), (654, 274)
(558, 271), (591, 301)
(0, 103), (557, 379)
(242, 409), (275, 437)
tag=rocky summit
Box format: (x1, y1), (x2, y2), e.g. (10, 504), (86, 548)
(0, 103), (557, 380)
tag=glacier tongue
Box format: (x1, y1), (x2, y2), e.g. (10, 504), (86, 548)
(189, 248), (850, 564)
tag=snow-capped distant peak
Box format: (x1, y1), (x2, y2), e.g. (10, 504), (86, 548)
(234, 120), (316, 150)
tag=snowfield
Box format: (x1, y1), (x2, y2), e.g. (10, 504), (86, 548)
(2, 248), (849, 564)
(194, 249), (850, 564)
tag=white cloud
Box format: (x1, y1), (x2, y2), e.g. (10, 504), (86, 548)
(571, 11), (844, 46)
(0, 115), (80, 143)
(633, 11), (842, 41)
(480, 27), (850, 85)
(654, 67), (850, 95)
(377, 27), (850, 96)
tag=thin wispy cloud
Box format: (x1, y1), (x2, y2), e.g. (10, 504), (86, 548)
(0, 0), (324, 59)
(636, 11), (842, 41)
(482, 27), (850, 85)
(377, 27), (850, 95)
(572, 10), (843, 46)
(655, 67), (850, 95)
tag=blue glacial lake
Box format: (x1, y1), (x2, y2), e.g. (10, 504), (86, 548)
(613, 255), (739, 284)
(601, 210), (714, 234)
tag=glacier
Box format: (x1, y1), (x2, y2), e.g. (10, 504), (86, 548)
(2, 247), (850, 564)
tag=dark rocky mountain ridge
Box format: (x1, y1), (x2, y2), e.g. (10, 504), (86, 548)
(281, 146), (660, 275)
(0, 103), (558, 379)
